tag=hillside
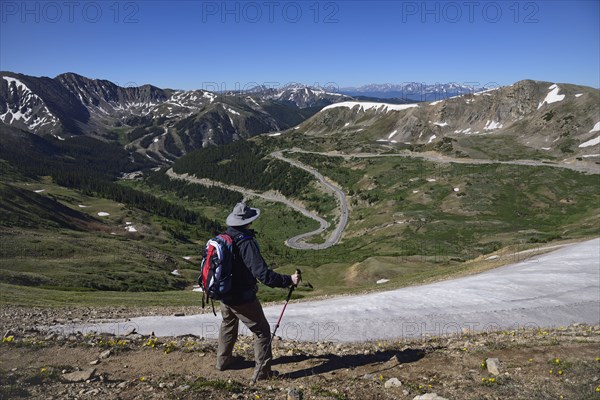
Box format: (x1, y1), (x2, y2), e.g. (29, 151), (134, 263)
(295, 80), (600, 162)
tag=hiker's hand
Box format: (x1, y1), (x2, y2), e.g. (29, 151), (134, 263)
(291, 272), (300, 286)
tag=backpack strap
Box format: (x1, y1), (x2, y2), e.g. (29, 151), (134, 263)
(232, 233), (252, 246)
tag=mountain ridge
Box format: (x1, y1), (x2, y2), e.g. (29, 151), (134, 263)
(0, 71), (359, 161)
(295, 79), (600, 161)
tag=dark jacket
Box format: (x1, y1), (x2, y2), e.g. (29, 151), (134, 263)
(222, 226), (292, 305)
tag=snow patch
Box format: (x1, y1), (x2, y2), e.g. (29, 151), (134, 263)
(537, 85), (565, 109)
(590, 122), (600, 133)
(582, 154), (600, 158)
(224, 106), (241, 116)
(453, 187), (460, 192)
(575, 93), (583, 98)
(97, 212), (110, 217)
(387, 130), (398, 140)
(78, 205), (88, 208)
(321, 101), (418, 113)
(183, 256), (192, 260)
(541, 147), (551, 151)
(376, 279), (390, 284)
(486, 255), (499, 260)
(427, 135), (436, 144)
(484, 120), (503, 131)
(34, 189), (45, 193)
(268, 132), (282, 137)
(433, 122), (448, 127)
(579, 136), (600, 148)
(171, 269), (182, 276)
(454, 128), (472, 134)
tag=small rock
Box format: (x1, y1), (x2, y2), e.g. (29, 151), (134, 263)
(174, 313), (185, 317)
(44, 333), (56, 341)
(62, 368), (96, 383)
(287, 388), (302, 400)
(403, 390), (410, 396)
(123, 327), (136, 336)
(413, 394), (449, 400)
(362, 373), (375, 380)
(90, 359), (100, 365)
(99, 349), (111, 359)
(116, 381), (128, 389)
(486, 358), (500, 376)
(85, 389), (100, 395)
(384, 377), (402, 388)
(175, 385), (190, 393)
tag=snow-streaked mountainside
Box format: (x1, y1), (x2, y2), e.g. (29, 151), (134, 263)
(297, 80), (600, 159)
(231, 84), (353, 109)
(0, 72), (359, 161)
(340, 82), (491, 101)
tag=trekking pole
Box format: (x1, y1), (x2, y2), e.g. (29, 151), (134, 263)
(253, 269), (301, 384)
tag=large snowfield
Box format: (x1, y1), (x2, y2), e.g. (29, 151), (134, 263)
(52, 239), (600, 342)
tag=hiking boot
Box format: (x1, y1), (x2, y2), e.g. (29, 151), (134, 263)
(216, 355), (245, 371)
(251, 369), (279, 382)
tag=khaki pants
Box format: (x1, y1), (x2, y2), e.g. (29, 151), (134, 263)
(217, 297), (272, 376)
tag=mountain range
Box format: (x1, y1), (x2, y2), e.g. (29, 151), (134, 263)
(0, 72), (355, 162)
(1, 72), (599, 166)
(338, 82), (492, 100)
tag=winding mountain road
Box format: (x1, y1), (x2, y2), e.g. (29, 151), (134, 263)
(167, 146), (598, 249)
(166, 164), (345, 249)
(270, 151), (348, 249)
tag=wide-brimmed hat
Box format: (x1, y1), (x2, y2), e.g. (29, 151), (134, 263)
(226, 202), (261, 226)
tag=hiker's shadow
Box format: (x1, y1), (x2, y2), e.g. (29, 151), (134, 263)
(274, 348), (426, 379)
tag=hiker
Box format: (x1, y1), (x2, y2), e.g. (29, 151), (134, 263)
(216, 202), (300, 381)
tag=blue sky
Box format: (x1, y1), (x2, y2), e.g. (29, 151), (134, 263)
(1, 1), (598, 90)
